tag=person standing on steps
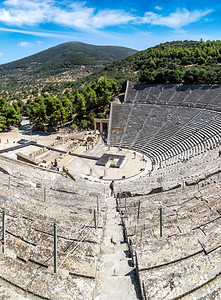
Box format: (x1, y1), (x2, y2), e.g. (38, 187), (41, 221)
(110, 180), (115, 197)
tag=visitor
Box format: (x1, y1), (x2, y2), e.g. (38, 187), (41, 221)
(110, 180), (115, 197)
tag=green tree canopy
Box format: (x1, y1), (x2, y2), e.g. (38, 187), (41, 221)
(95, 75), (119, 110)
(0, 98), (21, 131)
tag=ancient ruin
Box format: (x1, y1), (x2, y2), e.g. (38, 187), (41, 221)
(1, 82), (221, 299)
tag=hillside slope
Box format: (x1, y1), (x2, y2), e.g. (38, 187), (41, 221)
(80, 40), (221, 90)
(0, 41), (136, 100)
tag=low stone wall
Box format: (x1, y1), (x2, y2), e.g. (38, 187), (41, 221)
(16, 152), (40, 165)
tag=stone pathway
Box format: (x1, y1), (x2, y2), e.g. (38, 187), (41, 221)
(94, 196), (140, 300)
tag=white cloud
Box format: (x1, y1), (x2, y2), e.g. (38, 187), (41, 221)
(155, 6), (162, 11)
(17, 40), (43, 47)
(139, 8), (213, 28)
(46, 4), (135, 31)
(92, 10), (135, 28)
(17, 41), (31, 47)
(0, 0), (135, 30)
(0, 0), (52, 26)
(0, 1), (214, 32)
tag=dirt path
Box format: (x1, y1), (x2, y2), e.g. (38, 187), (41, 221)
(94, 196), (140, 300)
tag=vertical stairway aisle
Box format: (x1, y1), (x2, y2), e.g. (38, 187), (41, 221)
(94, 196), (141, 300)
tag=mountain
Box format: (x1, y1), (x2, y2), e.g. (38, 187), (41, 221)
(0, 42), (137, 76)
(0, 41), (137, 100)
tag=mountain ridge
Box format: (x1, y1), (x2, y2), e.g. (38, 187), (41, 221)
(0, 41), (137, 75)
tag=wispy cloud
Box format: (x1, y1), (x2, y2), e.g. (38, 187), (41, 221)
(139, 8), (213, 28)
(0, 27), (73, 38)
(0, 1), (214, 32)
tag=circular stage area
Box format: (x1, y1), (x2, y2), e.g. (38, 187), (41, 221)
(0, 120), (152, 181)
(62, 144), (152, 180)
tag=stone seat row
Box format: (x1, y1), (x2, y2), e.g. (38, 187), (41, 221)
(117, 174), (221, 299)
(125, 81), (221, 109)
(0, 155), (106, 195)
(138, 248), (221, 299)
(0, 253), (94, 299)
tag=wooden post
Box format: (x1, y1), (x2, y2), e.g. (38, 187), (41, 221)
(44, 187), (46, 201)
(2, 210), (6, 253)
(159, 207), (162, 237)
(96, 195), (99, 212)
(54, 223), (57, 273)
(116, 195), (119, 209)
(137, 200), (141, 220)
(182, 180), (185, 189)
(94, 210), (97, 229)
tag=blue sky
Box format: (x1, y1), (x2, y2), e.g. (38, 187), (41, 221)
(0, 0), (219, 64)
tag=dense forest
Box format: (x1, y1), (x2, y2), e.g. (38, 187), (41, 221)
(24, 76), (118, 131)
(78, 40), (221, 90)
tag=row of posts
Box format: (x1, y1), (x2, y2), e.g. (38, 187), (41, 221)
(1, 210), (58, 273)
(1, 195), (99, 274)
(93, 195), (100, 230)
(116, 193), (163, 238)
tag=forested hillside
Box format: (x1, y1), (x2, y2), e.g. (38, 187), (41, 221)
(80, 40), (221, 90)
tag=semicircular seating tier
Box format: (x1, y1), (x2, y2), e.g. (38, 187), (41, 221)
(0, 156), (106, 300)
(108, 81), (221, 166)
